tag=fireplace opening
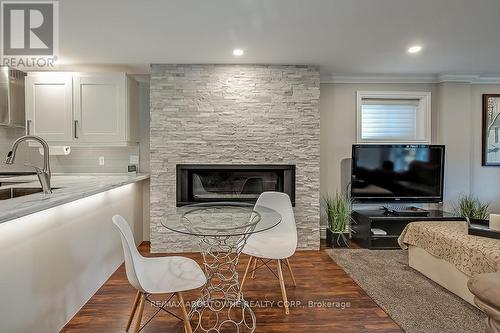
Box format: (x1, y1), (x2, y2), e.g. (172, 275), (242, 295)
(176, 164), (295, 206)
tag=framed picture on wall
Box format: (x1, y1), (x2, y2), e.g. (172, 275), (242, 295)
(482, 94), (500, 166)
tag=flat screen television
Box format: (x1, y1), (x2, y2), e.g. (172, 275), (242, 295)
(351, 144), (445, 203)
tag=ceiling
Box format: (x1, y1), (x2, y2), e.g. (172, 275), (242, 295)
(56, 0), (500, 77)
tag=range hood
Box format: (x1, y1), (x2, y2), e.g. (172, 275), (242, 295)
(0, 67), (26, 128)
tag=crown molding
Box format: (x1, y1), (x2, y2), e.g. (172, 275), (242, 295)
(435, 74), (479, 83)
(321, 73), (500, 84)
(320, 74), (437, 84)
(470, 76), (500, 84)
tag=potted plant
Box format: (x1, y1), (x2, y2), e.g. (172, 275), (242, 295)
(454, 195), (489, 225)
(322, 193), (353, 248)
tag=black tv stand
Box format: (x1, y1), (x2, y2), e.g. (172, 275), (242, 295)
(351, 209), (464, 249)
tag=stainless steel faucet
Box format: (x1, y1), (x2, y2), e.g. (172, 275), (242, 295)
(5, 135), (52, 194)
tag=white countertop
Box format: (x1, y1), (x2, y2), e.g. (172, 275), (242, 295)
(0, 173), (149, 224)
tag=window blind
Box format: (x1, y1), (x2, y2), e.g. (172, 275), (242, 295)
(360, 99), (419, 140)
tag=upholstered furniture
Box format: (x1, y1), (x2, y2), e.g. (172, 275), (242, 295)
(112, 215), (206, 333)
(240, 192), (298, 314)
(468, 272), (500, 333)
(399, 221), (500, 306)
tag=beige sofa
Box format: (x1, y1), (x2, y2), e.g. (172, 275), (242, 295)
(408, 245), (475, 304)
(399, 221), (500, 307)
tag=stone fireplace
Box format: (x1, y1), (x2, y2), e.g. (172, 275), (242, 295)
(150, 64), (320, 252)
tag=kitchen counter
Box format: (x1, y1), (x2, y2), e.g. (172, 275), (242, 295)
(0, 172), (149, 333)
(0, 173), (149, 224)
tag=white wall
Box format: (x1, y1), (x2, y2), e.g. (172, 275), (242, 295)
(471, 84), (500, 211)
(320, 81), (500, 222)
(320, 83), (437, 196)
(434, 83), (472, 209)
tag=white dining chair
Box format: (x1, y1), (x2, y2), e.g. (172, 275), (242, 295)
(239, 192), (298, 314)
(112, 215), (207, 333)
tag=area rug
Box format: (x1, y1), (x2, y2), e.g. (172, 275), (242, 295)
(326, 249), (486, 333)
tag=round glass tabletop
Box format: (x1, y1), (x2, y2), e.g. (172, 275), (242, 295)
(161, 202), (282, 237)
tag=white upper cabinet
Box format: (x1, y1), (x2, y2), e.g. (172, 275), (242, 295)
(25, 74), (73, 141)
(73, 74), (126, 143)
(25, 72), (139, 146)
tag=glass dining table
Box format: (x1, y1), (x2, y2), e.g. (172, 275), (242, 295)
(161, 202), (281, 333)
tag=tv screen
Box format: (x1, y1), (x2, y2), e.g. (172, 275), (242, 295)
(351, 145), (445, 203)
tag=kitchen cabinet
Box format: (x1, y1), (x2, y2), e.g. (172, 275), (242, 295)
(25, 72), (139, 146)
(25, 74), (73, 141)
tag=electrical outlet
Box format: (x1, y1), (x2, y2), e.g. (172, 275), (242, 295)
(129, 155), (139, 164)
(99, 156), (105, 166)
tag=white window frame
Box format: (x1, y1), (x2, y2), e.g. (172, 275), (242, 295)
(356, 91), (432, 144)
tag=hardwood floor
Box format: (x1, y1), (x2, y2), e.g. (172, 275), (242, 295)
(61, 243), (402, 333)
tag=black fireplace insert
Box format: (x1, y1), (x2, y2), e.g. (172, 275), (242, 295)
(176, 164), (295, 206)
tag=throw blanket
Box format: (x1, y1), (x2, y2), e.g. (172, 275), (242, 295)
(398, 221), (500, 277)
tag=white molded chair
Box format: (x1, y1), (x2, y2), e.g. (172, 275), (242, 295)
(112, 215), (206, 333)
(240, 192), (298, 314)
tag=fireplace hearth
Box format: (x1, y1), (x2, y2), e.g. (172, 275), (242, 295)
(176, 164), (295, 206)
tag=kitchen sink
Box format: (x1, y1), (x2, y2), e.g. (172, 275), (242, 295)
(0, 187), (60, 200)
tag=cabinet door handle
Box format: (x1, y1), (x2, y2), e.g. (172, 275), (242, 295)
(74, 120), (78, 139)
(26, 120), (31, 135)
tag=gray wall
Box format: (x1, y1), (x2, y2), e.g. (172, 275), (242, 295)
(150, 64), (321, 252)
(31, 146), (140, 173)
(470, 84), (500, 212)
(0, 127), (31, 172)
(138, 81), (151, 173)
(434, 83), (472, 207)
(320, 81), (500, 221)
(320, 83), (437, 196)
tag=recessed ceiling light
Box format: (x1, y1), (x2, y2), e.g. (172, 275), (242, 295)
(407, 45), (423, 54)
(232, 49), (244, 56)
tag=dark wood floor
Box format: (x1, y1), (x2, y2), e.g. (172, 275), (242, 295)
(62, 243), (402, 333)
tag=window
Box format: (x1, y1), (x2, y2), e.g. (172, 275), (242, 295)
(356, 91), (431, 143)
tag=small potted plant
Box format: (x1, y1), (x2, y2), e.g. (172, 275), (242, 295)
(454, 195), (489, 225)
(323, 193), (353, 248)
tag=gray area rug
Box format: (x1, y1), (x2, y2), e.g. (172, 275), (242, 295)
(326, 249), (486, 333)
